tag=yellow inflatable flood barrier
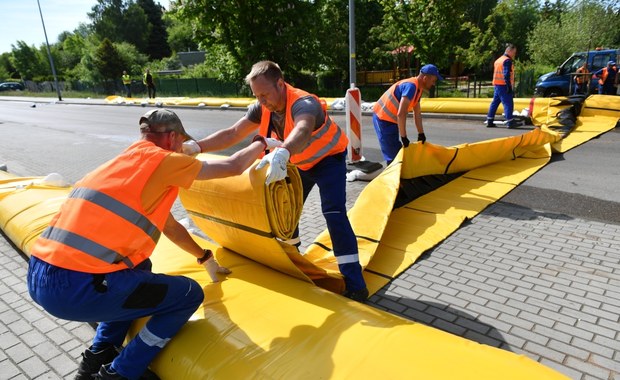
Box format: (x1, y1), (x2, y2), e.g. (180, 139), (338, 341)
(0, 168), (567, 379)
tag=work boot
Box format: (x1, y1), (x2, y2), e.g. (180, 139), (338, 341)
(95, 364), (126, 380)
(505, 119), (519, 129)
(94, 364), (160, 380)
(484, 119), (495, 128)
(343, 287), (369, 303)
(75, 346), (119, 380)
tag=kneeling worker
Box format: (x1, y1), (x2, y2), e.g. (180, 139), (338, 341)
(27, 109), (275, 380)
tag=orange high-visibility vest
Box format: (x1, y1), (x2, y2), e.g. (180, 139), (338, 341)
(493, 55), (514, 86)
(373, 77), (423, 124)
(258, 83), (348, 171)
(575, 66), (589, 84)
(598, 67), (609, 85)
(31, 140), (177, 273)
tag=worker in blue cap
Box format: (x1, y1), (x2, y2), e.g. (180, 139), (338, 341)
(372, 64), (443, 165)
(593, 61), (618, 95)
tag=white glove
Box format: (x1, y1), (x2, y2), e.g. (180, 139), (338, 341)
(203, 257), (231, 283)
(255, 147), (290, 184)
(182, 140), (201, 156)
(265, 137), (283, 150)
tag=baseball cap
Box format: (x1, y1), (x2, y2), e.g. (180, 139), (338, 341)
(139, 109), (194, 141)
(609, 61), (616, 66)
(420, 64), (444, 80)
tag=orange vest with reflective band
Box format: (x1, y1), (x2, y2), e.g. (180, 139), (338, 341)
(258, 83), (348, 171)
(31, 140), (177, 273)
(493, 55), (514, 86)
(373, 77), (423, 124)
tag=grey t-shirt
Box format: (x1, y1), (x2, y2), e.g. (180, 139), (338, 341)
(246, 95), (324, 140)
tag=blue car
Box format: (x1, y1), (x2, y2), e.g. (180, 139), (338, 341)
(535, 48), (619, 97)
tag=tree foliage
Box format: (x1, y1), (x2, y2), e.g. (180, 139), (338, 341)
(528, 0), (620, 66)
(9, 41), (47, 80)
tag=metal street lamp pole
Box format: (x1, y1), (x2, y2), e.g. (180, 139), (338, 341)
(37, 0), (62, 101)
(349, 0), (356, 88)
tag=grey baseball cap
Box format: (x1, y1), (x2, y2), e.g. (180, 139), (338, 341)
(139, 109), (194, 141)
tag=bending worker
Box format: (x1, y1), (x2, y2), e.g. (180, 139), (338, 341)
(372, 64), (443, 165)
(593, 60), (618, 95)
(486, 43), (518, 128)
(27, 109), (273, 380)
(183, 60), (369, 302)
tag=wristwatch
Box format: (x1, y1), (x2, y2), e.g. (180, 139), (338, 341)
(197, 249), (213, 264)
(252, 134), (267, 149)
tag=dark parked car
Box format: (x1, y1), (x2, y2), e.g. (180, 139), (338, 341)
(0, 82), (25, 91)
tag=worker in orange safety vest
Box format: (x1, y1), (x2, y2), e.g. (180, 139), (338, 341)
(28, 109), (272, 380)
(593, 61), (618, 95)
(372, 64), (443, 165)
(573, 62), (590, 95)
(486, 43), (518, 128)
(183, 60), (369, 303)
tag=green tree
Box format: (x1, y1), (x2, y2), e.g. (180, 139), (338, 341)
(89, 0), (150, 54)
(9, 41), (48, 80)
(138, 0), (171, 59)
(457, 0), (539, 70)
(94, 38), (124, 93)
(528, 0), (620, 66)
(173, 0), (325, 82)
(371, 0), (469, 70)
(165, 12), (199, 53)
(0, 52), (18, 80)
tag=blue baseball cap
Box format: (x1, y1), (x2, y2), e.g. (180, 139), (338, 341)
(420, 64), (444, 80)
(609, 61), (616, 66)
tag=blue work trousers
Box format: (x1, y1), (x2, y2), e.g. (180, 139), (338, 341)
(27, 256), (204, 380)
(372, 114), (401, 165)
(487, 85), (514, 122)
(296, 151), (366, 292)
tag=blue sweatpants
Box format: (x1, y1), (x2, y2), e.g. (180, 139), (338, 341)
(297, 151), (366, 292)
(27, 256), (204, 380)
(372, 114), (401, 164)
(486, 85), (514, 123)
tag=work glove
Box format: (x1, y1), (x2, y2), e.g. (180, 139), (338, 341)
(182, 140), (201, 156)
(255, 147), (290, 185)
(265, 137), (283, 150)
(203, 257), (232, 283)
(417, 133), (426, 144)
(506, 85), (513, 95)
(401, 136), (410, 148)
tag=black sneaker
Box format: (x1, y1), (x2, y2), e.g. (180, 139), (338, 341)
(505, 119), (519, 129)
(342, 287), (369, 303)
(94, 364), (160, 380)
(75, 346), (119, 380)
(95, 364), (126, 380)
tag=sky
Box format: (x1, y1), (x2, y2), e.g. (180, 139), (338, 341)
(0, 0), (98, 54)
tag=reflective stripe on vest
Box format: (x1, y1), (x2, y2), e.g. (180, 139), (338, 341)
(292, 117), (343, 167)
(373, 77), (422, 124)
(41, 226), (134, 268)
(70, 187), (161, 243)
(493, 55), (514, 86)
